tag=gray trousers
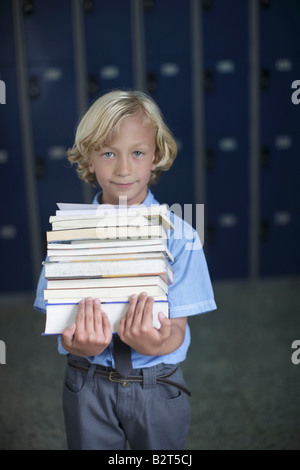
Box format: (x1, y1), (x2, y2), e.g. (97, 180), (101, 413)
(62, 355), (191, 450)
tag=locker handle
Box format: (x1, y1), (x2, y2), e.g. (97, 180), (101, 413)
(144, 0), (155, 13)
(36, 156), (47, 179)
(204, 69), (214, 91)
(206, 148), (216, 170)
(261, 146), (270, 168)
(23, 0), (34, 15)
(147, 72), (158, 94)
(261, 68), (271, 90)
(28, 76), (40, 99)
(207, 223), (217, 244)
(88, 74), (99, 97)
(261, 220), (270, 242)
(203, 0), (213, 10)
(260, 0), (271, 8)
(83, 0), (94, 13)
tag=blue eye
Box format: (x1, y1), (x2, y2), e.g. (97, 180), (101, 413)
(133, 151), (143, 157)
(103, 152), (114, 158)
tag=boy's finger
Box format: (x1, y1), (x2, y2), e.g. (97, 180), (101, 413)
(62, 323), (76, 348)
(158, 313), (172, 338)
(84, 297), (95, 332)
(124, 294), (138, 329)
(140, 296), (154, 331)
(93, 298), (103, 332)
(101, 311), (112, 340)
(75, 299), (86, 333)
(133, 292), (148, 325)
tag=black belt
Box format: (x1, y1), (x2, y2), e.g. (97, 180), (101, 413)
(68, 359), (191, 397)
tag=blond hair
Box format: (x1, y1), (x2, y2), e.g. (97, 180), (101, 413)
(67, 90), (177, 186)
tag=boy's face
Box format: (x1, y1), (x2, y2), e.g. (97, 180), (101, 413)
(89, 112), (157, 205)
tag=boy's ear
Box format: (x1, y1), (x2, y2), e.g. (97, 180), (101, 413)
(88, 161), (95, 173)
(151, 153), (158, 170)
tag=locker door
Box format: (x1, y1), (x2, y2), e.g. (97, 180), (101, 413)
(204, 208), (249, 280)
(0, 1), (36, 292)
(205, 131), (249, 212)
(0, 0), (15, 67)
(260, 0), (300, 57)
(23, 0), (74, 63)
(202, 0), (249, 279)
(260, 207), (300, 277)
(0, 66), (35, 292)
(23, 1), (83, 255)
(144, 0), (194, 208)
(203, 57), (249, 134)
(28, 64), (81, 240)
(202, 0), (248, 57)
(84, 0), (134, 101)
(259, 2), (300, 276)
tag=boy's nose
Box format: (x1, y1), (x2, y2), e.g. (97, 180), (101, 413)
(115, 155), (131, 176)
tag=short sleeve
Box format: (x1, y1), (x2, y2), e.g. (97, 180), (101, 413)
(168, 215), (217, 318)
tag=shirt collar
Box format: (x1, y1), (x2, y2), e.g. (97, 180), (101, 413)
(92, 189), (158, 206)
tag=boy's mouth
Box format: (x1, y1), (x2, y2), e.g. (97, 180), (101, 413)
(112, 182), (135, 188)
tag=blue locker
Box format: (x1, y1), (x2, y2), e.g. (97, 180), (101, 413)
(204, 207), (249, 279)
(260, 206), (300, 277)
(202, 0), (248, 57)
(260, 9), (300, 277)
(144, 0), (191, 61)
(205, 130), (249, 212)
(145, 57), (194, 207)
(260, 0), (300, 57)
(23, 0), (73, 64)
(22, 0), (83, 246)
(260, 56), (300, 135)
(84, 0), (132, 63)
(144, 1), (194, 208)
(201, 1), (250, 280)
(260, 134), (300, 211)
(203, 57), (249, 133)
(202, 0), (249, 132)
(0, 0), (15, 67)
(84, 0), (133, 98)
(0, 67), (35, 291)
(27, 64), (83, 237)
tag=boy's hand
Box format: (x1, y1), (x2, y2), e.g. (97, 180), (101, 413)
(61, 297), (112, 357)
(118, 293), (174, 356)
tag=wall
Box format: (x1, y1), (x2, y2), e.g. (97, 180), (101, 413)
(0, 0), (299, 293)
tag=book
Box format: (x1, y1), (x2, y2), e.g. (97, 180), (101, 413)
(44, 298), (169, 335)
(53, 202), (173, 226)
(50, 203), (174, 231)
(43, 257), (173, 284)
(44, 284), (168, 300)
(48, 249), (173, 261)
(49, 238), (168, 248)
(47, 240), (173, 262)
(46, 275), (168, 292)
(47, 253), (165, 262)
(46, 224), (167, 242)
(50, 214), (173, 231)
(42, 202), (174, 336)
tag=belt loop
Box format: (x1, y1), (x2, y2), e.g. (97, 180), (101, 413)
(86, 363), (97, 386)
(142, 366), (156, 390)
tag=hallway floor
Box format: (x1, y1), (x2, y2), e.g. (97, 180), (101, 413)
(0, 277), (299, 450)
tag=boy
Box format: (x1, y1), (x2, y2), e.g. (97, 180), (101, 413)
(34, 90), (217, 450)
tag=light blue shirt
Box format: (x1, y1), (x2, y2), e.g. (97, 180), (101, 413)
(34, 189), (217, 368)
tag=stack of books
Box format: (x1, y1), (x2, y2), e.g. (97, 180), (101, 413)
(42, 202), (174, 335)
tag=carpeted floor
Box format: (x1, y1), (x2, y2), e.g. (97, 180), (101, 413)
(0, 277), (299, 450)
